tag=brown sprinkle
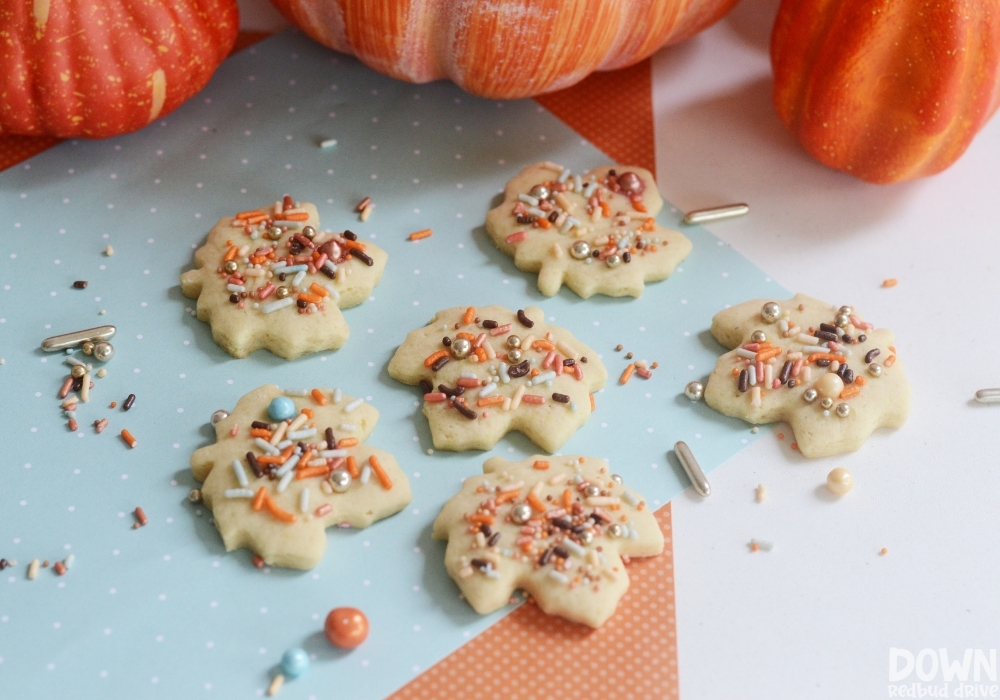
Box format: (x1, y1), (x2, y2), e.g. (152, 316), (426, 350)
(134, 507), (148, 527)
(354, 196), (372, 212)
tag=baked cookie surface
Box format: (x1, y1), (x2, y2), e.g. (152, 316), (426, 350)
(704, 293), (910, 458)
(485, 162), (691, 298)
(387, 305), (607, 453)
(433, 455), (664, 628)
(180, 199), (386, 359)
(191, 384), (411, 570)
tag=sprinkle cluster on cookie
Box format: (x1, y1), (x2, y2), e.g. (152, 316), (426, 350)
(433, 455), (663, 628)
(388, 305), (608, 452)
(485, 163), (691, 298)
(181, 198), (387, 359)
(704, 293), (911, 458)
(191, 385), (411, 570)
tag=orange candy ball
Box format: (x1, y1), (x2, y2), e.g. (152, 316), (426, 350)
(324, 607), (369, 649)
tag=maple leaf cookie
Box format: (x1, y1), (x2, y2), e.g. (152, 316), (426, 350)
(485, 162), (692, 298)
(433, 455), (663, 628)
(387, 305), (607, 453)
(180, 197), (387, 359)
(703, 293), (911, 458)
(190, 384), (411, 569)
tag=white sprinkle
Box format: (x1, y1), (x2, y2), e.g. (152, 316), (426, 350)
(262, 298), (294, 314)
(318, 449), (347, 458)
(254, 438), (279, 455)
(360, 465), (372, 484)
(226, 284), (245, 293)
(274, 454), (300, 478)
(277, 470), (294, 493)
(517, 193), (539, 206)
(333, 388), (342, 403)
(287, 427), (317, 440)
(231, 459), (249, 488)
(344, 397), (364, 413)
(338, 423), (357, 432)
(320, 138), (338, 149)
(224, 488), (255, 498)
(284, 388), (308, 396)
(300, 488), (310, 513)
(547, 570), (569, 584)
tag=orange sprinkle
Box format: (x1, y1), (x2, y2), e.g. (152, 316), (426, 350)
(462, 307), (475, 325)
(790, 442), (798, 451)
(531, 340), (555, 351)
(620, 363), (635, 385)
(750, 542), (760, 552)
(889, 345), (896, 354)
(536, 216), (551, 229)
(301, 407), (314, 419)
(474, 347), (487, 362)
(532, 460), (550, 471)
(807, 352), (846, 363)
(296, 466), (331, 480)
(495, 490), (519, 504)
(346, 455), (360, 479)
(340, 238), (367, 252)
(731, 367), (740, 377)
(263, 495), (297, 523)
(121, 429), (137, 448)
(529, 368), (539, 377)
(109, 401), (117, 408)
(252, 487), (267, 511)
(255, 454), (284, 466)
(590, 394), (595, 411)
(477, 396), (504, 407)
(599, 201), (610, 217)
(424, 350), (449, 367)
(297, 450), (314, 469)
(885, 355), (897, 367)
(408, 228), (433, 241)
(223, 245), (239, 262)
(337, 437), (358, 449)
(236, 209), (266, 219)
(562, 488), (572, 509)
(250, 428), (272, 439)
(880, 548), (889, 556)
(298, 293), (323, 304)
(855, 376), (868, 386)
(309, 283), (329, 297)
(632, 199), (648, 213)
(456, 332), (476, 341)
(468, 513), (494, 525)
(280, 212), (309, 222)
(840, 385), (861, 399)
(882, 278), (898, 288)
(755, 347), (783, 362)
(777, 433), (784, 440)
(311, 388), (328, 405)
(527, 493), (547, 513)
(369, 455), (393, 490)
(641, 217), (656, 231)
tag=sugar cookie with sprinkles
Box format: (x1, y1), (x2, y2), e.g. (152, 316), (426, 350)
(180, 197), (387, 359)
(190, 384), (411, 569)
(433, 455), (663, 628)
(703, 293), (911, 458)
(485, 162), (692, 298)
(387, 305), (607, 452)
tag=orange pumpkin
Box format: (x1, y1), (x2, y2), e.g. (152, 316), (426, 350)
(0, 0), (239, 138)
(268, 0), (740, 99)
(771, 0), (1000, 184)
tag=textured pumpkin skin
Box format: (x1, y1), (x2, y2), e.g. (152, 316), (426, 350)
(772, 0), (1000, 184)
(268, 0), (740, 99)
(0, 0), (239, 138)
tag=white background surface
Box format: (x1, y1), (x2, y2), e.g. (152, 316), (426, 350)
(238, 1), (1000, 696)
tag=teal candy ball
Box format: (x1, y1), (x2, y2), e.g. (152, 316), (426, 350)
(268, 396), (296, 422)
(280, 648), (309, 679)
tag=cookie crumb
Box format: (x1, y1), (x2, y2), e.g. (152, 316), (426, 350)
(104, 245), (114, 256)
(755, 484), (767, 503)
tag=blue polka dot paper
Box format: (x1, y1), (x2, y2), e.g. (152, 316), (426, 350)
(0, 30), (787, 699)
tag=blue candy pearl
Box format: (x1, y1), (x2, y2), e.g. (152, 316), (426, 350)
(280, 648), (309, 679)
(268, 396), (296, 422)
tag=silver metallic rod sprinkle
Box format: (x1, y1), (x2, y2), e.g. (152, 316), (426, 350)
(975, 388), (1000, 404)
(682, 203), (749, 226)
(674, 441), (710, 497)
(41, 325), (116, 352)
